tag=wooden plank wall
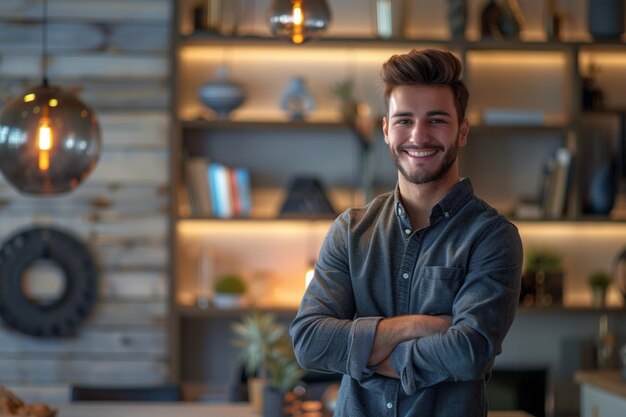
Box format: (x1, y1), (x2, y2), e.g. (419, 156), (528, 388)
(0, 0), (172, 403)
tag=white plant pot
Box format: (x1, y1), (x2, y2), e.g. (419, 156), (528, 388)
(213, 293), (244, 309)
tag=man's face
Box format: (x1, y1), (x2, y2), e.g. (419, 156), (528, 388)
(383, 85), (468, 185)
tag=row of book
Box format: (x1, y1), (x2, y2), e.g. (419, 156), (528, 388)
(185, 157), (251, 218)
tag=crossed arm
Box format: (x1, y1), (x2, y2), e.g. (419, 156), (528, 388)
(368, 315), (452, 378)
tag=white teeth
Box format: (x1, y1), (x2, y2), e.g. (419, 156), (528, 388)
(407, 150), (436, 157)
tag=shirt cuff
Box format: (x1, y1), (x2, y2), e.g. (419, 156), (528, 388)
(391, 340), (416, 394)
(346, 316), (383, 380)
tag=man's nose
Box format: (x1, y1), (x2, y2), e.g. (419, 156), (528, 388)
(408, 121), (428, 144)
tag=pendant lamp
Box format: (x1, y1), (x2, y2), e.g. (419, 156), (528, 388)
(0, 0), (101, 195)
(268, 0), (332, 44)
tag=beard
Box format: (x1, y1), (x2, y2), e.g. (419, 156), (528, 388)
(389, 133), (460, 185)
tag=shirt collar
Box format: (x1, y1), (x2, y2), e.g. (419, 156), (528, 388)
(393, 178), (474, 228)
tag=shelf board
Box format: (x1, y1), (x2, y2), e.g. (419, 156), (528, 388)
(511, 216), (626, 224)
(177, 305), (297, 318)
(180, 119), (350, 131)
(518, 305), (626, 314)
(175, 304), (624, 318)
(177, 215), (336, 222)
(179, 33), (626, 52)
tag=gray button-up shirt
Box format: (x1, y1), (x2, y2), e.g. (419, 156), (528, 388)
(290, 179), (522, 417)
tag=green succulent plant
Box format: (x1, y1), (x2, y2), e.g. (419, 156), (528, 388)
(588, 270), (612, 289)
(524, 247), (563, 273)
(330, 79), (355, 101)
(214, 274), (246, 294)
(231, 311), (305, 392)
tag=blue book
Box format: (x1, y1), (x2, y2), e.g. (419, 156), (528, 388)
(235, 168), (251, 217)
(208, 163), (232, 218)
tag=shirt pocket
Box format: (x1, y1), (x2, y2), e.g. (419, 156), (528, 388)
(414, 266), (465, 313)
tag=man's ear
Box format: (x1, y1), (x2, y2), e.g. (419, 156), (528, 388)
(458, 119), (469, 147)
(382, 117), (389, 144)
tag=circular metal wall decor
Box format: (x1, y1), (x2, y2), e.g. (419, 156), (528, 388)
(0, 227), (99, 337)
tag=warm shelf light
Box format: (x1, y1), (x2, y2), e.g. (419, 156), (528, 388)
(305, 261), (315, 288)
(268, 0), (331, 45)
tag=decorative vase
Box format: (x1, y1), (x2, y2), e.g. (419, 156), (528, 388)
(613, 247), (626, 305)
(248, 377), (267, 413)
(280, 77), (315, 121)
(588, 0), (625, 40)
(262, 387), (287, 417)
(592, 286), (608, 308)
(198, 65), (246, 119)
(480, 0), (523, 39)
(447, 0), (467, 39)
(519, 270), (563, 307)
(373, 0), (406, 39)
(587, 162), (616, 215)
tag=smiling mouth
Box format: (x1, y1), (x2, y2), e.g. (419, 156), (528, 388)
(405, 149), (437, 157)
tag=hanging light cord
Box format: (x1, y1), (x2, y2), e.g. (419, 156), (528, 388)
(41, 0), (49, 87)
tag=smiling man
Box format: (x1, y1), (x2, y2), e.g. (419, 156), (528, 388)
(290, 49), (523, 417)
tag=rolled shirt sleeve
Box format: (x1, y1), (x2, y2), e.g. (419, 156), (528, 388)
(290, 214), (383, 381)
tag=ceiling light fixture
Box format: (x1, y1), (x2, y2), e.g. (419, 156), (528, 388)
(0, 0), (101, 195)
(268, 0), (332, 45)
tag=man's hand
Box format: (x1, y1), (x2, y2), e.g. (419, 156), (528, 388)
(368, 315), (452, 369)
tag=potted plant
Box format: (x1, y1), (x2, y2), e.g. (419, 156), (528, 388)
(521, 247), (564, 307)
(330, 79), (357, 125)
(213, 274), (246, 309)
(231, 312), (305, 416)
(588, 270), (612, 307)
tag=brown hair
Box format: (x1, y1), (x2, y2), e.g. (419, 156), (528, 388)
(380, 48), (469, 122)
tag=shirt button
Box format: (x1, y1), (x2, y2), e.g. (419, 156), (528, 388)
(402, 272), (409, 279)
(404, 228), (411, 235)
(444, 211), (450, 218)
(387, 402), (393, 409)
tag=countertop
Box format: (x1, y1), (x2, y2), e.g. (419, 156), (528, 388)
(575, 370), (626, 398)
(54, 402), (536, 417)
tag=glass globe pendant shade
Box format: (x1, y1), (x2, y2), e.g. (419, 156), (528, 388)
(268, 0), (331, 44)
(0, 84), (101, 194)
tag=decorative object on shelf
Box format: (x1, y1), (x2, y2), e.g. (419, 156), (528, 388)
(213, 273), (247, 308)
(520, 247), (563, 307)
(613, 247), (626, 305)
(198, 65), (246, 119)
(447, 0), (467, 39)
(0, 227), (99, 337)
(373, 0), (406, 39)
(0, 0), (101, 195)
(279, 176), (336, 219)
(330, 79), (358, 125)
(268, 0), (332, 45)
(588, 0), (625, 40)
(595, 314), (617, 369)
(544, 0), (562, 40)
(231, 312), (306, 417)
(587, 161), (616, 215)
(280, 77), (315, 121)
(196, 243), (216, 309)
(588, 270), (612, 308)
(582, 62), (604, 111)
(480, 0), (524, 39)
(192, 0), (239, 35)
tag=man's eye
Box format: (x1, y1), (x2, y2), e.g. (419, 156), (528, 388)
(429, 119), (445, 124)
(396, 119), (411, 125)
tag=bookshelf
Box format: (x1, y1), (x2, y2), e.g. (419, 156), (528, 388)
(169, 0), (626, 405)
